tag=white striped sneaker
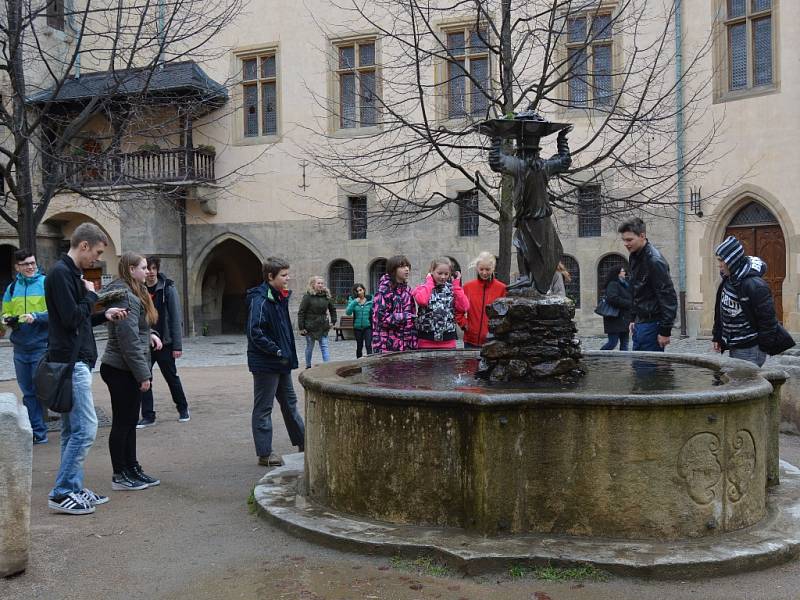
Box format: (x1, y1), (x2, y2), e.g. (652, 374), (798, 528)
(48, 492), (96, 515)
(81, 488), (110, 506)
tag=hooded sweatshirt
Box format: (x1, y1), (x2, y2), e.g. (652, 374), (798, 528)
(714, 256), (769, 349)
(2, 270), (49, 353)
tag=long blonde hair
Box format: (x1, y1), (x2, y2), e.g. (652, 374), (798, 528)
(468, 251), (496, 272)
(306, 275), (330, 297)
(118, 252), (158, 325)
(556, 261), (572, 283)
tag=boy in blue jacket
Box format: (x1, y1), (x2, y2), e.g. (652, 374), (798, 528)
(246, 257), (305, 467)
(2, 249), (49, 443)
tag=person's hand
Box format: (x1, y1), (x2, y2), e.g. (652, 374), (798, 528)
(629, 322), (635, 335)
(657, 335), (671, 348)
(172, 350), (182, 359)
(105, 307), (128, 321)
(83, 278), (96, 292)
(139, 380), (151, 392)
(300, 329), (308, 336)
(20, 313), (35, 324)
(151, 334), (163, 350)
(712, 341), (722, 353)
(453, 271), (461, 282)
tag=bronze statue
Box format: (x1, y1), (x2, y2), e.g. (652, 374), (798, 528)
(479, 108), (572, 294)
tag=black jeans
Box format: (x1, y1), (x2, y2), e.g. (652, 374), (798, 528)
(354, 327), (373, 358)
(252, 371), (305, 457)
(140, 345), (188, 420)
(101, 363), (142, 473)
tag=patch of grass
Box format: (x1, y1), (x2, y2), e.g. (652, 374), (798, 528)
(247, 486), (257, 514)
(508, 563), (608, 582)
(389, 554), (452, 577)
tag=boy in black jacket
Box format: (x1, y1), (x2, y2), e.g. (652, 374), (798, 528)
(46, 223), (128, 515)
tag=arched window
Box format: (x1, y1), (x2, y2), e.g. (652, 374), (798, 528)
(597, 254), (628, 298)
(560, 254), (580, 307)
(328, 260), (354, 304)
(446, 256), (461, 274)
(728, 201), (778, 226)
(369, 258), (387, 294)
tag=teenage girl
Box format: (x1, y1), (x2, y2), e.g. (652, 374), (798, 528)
(412, 257), (469, 349)
(460, 251), (507, 348)
(372, 255), (417, 353)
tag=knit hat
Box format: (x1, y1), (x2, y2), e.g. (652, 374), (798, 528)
(715, 236), (745, 266)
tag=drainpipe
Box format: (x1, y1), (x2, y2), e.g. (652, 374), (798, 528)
(675, 0), (688, 338)
(67, 0), (80, 78)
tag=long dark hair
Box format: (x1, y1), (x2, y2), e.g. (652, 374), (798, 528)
(604, 265), (627, 288)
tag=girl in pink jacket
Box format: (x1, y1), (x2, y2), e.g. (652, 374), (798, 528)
(412, 257), (469, 350)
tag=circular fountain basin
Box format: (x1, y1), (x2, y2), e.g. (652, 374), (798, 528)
(299, 351), (774, 540)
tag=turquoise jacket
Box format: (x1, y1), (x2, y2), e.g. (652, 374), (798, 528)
(345, 295), (373, 329)
(2, 270), (49, 353)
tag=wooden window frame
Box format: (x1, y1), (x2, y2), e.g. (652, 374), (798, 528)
(240, 52), (278, 140)
(335, 39), (378, 130)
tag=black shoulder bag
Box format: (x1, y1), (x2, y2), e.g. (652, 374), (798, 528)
(34, 333), (81, 413)
(737, 283), (796, 356)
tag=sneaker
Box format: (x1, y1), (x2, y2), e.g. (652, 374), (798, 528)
(129, 465), (160, 487)
(112, 471), (149, 491)
(33, 435), (49, 445)
(81, 488), (110, 506)
(258, 453), (283, 467)
(177, 410), (190, 423)
(48, 492), (95, 515)
(136, 418), (155, 429)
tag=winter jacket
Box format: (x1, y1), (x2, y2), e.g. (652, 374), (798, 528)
(44, 254), (108, 367)
(713, 256), (782, 351)
(297, 292), (337, 340)
(412, 274), (469, 342)
(602, 279), (633, 334)
(100, 280), (153, 383)
(148, 273), (182, 350)
(371, 273), (417, 353)
(628, 241), (678, 337)
(460, 277), (507, 346)
(246, 283), (298, 373)
(2, 270), (49, 353)
(345, 295), (373, 329)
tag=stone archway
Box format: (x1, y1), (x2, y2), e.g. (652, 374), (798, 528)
(197, 239), (262, 335)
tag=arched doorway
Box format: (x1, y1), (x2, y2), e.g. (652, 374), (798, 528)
(724, 201), (786, 322)
(199, 239), (262, 334)
(0, 245), (17, 293)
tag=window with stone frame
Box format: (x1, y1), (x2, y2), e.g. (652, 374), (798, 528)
(457, 189), (479, 237)
(724, 0), (774, 93)
(329, 260), (355, 304)
(369, 258), (387, 294)
(241, 53), (278, 138)
(348, 195), (368, 239)
(336, 40), (377, 129)
(566, 12), (614, 108)
(47, 0), (65, 31)
(444, 26), (490, 120)
(577, 185), (602, 237)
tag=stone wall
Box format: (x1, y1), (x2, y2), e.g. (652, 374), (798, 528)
(0, 393), (31, 578)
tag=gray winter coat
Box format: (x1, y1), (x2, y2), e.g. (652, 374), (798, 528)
(100, 280), (153, 383)
(150, 273), (182, 350)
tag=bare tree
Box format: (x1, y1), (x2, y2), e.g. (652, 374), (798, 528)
(301, 0), (720, 282)
(0, 0), (244, 254)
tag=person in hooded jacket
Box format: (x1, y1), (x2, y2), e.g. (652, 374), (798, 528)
(345, 283), (373, 358)
(712, 236), (791, 366)
(412, 257), (469, 350)
(459, 251), (506, 348)
(2, 249), (49, 443)
(372, 255), (417, 353)
(599, 266), (633, 351)
(297, 276), (337, 369)
(246, 257), (305, 467)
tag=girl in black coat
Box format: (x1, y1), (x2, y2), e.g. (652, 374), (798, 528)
(600, 266), (633, 351)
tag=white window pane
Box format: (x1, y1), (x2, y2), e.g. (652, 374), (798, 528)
(752, 17), (772, 86)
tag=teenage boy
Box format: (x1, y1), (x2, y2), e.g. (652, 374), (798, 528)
(2, 250), (49, 444)
(45, 223), (128, 515)
(618, 217), (677, 352)
(246, 257), (305, 467)
(138, 256), (189, 427)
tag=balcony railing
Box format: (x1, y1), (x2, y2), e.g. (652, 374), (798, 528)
(54, 147), (216, 188)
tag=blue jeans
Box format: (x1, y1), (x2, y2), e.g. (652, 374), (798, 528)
(304, 335), (330, 368)
(50, 362), (98, 498)
(601, 332), (630, 351)
(251, 371), (305, 456)
(14, 348), (48, 440)
(730, 345), (767, 367)
(632, 321), (664, 352)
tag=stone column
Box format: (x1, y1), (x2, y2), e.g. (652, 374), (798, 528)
(0, 393), (32, 578)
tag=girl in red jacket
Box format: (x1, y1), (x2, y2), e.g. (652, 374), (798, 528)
(461, 252), (507, 348)
(412, 257), (469, 350)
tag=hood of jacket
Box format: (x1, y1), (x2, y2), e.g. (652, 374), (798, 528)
(150, 272), (175, 292)
(377, 273), (408, 294)
(14, 270), (45, 286)
(247, 283), (291, 304)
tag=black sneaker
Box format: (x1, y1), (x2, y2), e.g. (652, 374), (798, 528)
(48, 492), (95, 515)
(129, 465), (160, 487)
(81, 488), (110, 506)
(136, 418), (155, 429)
(112, 471), (149, 490)
(177, 409), (190, 423)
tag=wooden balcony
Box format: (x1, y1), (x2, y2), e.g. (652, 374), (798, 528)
(54, 147), (216, 188)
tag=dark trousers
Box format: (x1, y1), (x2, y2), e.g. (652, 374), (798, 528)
(354, 327), (373, 358)
(101, 363), (142, 473)
(252, 371), (305, 457)
(140, 345), (188, 420)
(601, 331), (630, 351)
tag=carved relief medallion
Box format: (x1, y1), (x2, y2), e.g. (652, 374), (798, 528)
(727, 429), (756, 503)
(677, 433), (722, 505)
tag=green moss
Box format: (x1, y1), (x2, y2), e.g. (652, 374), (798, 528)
(247, 486), (257, 514)
(508, 563), (608, 582)
(389, 555), (452, 577)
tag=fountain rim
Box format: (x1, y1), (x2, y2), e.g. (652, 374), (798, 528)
(298, 350), (773, 408)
